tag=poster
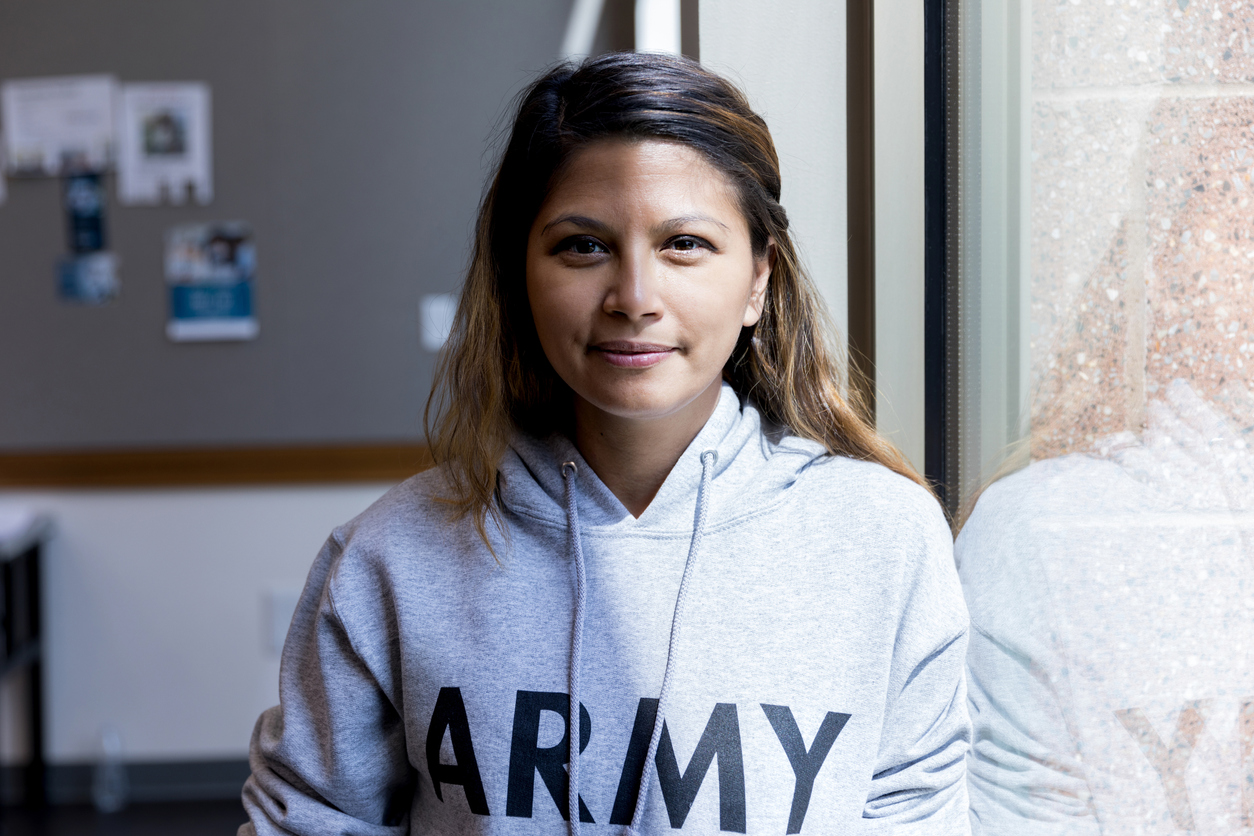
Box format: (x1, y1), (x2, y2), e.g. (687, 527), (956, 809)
(0, 75), (116, 175)
(164, 222), (257, 341)
(58, 172), (118, 304)
(58, 252), (119, 304)
(64, 171), (107, 253)
(117, 83), (212, 205)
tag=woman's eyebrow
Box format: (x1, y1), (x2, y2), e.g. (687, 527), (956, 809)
(656, 215), (730, 234)
(541, 214), (609, 235)
(541, 213), (730, 236)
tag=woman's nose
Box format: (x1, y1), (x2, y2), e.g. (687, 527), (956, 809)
(602, 249), (663, 321)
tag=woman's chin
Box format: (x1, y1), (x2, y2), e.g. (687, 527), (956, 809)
(573, 380), (723, 429)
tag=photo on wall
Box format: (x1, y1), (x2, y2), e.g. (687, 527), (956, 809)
(57, 171), (118, 304)
(117, 83), (212, 205)
(142, 109), (187, 157)
(164, 222), (257, 342)
(58, 252), (119, 305)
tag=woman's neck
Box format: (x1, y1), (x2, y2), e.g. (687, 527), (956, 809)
(572, 381), (722, 518)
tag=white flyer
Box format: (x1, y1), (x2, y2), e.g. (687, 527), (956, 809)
(116, 83), (212, 205)
(0, 75), (117, 175)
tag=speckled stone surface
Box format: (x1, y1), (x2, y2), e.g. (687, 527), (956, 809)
(1023, 1), (1254, 461)
(961, 5), (1254, 833)
(1143, 96), (1254, 425)
(1028, 96), (1150, 458)
(1034, 0), (1254, 90)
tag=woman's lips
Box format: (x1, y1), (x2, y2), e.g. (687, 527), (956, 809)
(590, 341), (676, 368)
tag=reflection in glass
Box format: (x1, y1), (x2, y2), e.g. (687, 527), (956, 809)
(948, 0), (1254, 833)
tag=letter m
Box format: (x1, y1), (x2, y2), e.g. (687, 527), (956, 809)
(655, 703), (746, 833)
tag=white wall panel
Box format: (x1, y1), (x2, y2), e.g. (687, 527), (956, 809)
(0, 485), (390, 763)
(699, 0), (849, 334)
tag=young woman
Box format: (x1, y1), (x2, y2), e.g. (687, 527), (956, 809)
(241, 53), (971, 836)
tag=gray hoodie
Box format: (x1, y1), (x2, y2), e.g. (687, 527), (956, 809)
(958, 381), (1254, 835)
(240, 384), (971, 835)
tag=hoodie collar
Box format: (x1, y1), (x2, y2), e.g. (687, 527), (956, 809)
(501, 383), (817, 533)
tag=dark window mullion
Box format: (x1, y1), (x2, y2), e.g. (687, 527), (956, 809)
(924, 0), (953, 514)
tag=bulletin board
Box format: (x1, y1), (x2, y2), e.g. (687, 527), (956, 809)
(0, 0), (576, 484)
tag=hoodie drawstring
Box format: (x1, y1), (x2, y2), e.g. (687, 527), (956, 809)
(558, 450), (717, 836)
(628, 449), (716, 835)
(561, 461), (588, 836)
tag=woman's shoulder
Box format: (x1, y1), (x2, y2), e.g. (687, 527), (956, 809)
(794, 450), (946, 525)
(769, 448), (953, 572)
(324, 464), (488, 577)
(336, 465), (452, 533)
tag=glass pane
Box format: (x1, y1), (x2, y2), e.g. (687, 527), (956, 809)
(949, 0), (1254, 832)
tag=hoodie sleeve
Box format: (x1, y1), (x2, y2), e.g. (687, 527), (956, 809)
(240, 535), (415, 836)
(963, 626), (1099, 836)
(862, 502), (973, 835)
(956, 480), (1100, 836)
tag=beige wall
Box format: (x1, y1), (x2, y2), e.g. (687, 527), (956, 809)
(699, 0), (849, 335)
(0, 485), (390, 764)
(873, 0), (927, 472)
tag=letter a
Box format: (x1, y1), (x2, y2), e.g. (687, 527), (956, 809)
(425, 687), (490, 815)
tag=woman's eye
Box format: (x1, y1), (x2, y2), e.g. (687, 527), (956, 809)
(668, 236), (708, 253)
(558, 237), (608, 256)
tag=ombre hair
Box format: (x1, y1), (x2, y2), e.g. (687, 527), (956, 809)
(426, 52), (933, 542)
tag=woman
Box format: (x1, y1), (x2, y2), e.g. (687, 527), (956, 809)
(241, 52), (970, 835)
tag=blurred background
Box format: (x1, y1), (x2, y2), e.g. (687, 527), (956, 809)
(5, 0), (1252, 832)
(0, 0), (851, 829)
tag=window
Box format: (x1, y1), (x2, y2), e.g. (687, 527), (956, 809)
(937, 0), (1254, 830)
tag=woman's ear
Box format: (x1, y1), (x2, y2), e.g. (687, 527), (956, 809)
(742, 238), (775, 327)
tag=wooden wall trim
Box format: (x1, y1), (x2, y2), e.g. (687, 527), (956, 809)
(847, 0), (876, 422)
(0, 444), (434, 489)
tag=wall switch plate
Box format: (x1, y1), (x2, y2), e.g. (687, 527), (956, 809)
(420, 293), (456, 351)
(264, 588), (301, 656)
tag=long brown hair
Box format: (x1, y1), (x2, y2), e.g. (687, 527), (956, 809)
(426, 52), (933, 543)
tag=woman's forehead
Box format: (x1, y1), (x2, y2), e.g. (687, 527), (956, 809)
(535, 138), (743, 225)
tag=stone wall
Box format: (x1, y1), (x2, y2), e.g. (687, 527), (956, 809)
(1025, 0), (1254, 460)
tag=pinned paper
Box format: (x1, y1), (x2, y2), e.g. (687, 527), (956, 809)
(64, 172), (107, 253)
(117, 83), (212, 205)
(0, 75), (117, 175)
(57, 171), (118, 304)
(58, 252), (119, 304)
(165, 222), (257, 341)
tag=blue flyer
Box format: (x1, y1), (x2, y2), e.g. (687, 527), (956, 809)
(58, 251), (119, 304)
(64, 172), (107, 253)
(164, 222), (258, 341)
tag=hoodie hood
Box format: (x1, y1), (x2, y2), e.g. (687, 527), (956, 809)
(500, 383), (825, 534)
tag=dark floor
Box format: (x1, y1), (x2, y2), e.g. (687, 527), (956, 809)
(0, 800), (246, 836)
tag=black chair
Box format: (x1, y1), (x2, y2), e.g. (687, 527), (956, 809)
(0, 513), (49, 808)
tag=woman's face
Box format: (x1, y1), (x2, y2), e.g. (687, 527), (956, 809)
(526, 139), (771, 430)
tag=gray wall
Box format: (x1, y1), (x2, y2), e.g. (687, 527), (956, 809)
(0, 0), (571, 450)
